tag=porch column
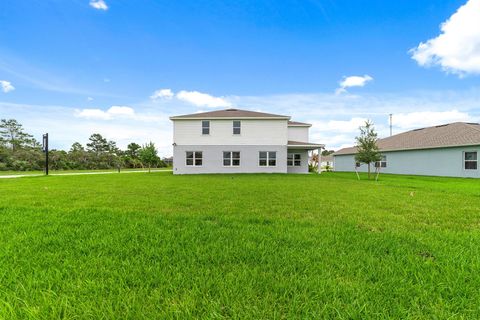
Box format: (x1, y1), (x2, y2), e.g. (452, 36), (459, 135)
(317, 148), (322, 174)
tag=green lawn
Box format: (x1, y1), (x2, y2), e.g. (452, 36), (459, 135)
(1, 172), (480, 319)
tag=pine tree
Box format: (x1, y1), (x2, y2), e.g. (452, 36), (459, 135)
(0, 119), (37, 152)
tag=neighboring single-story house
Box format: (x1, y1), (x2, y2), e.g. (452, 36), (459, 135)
(334, 122), (480, 178)
(162, 156), (173, 166)
(321, 155), (334, 171)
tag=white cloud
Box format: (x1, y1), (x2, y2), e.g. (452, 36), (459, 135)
(1, 101), (171, 156)
(90, 0), (108, 10)
(410, 0), (480, 75)
(230, 90), (480, 149)
(107, 106), (136, 116)
(87, 97), (94, 101)
(0, 80), (15, 93)
(336, 75), (373, 94)
(317, 118), (369, 133)
(149, 88), (232, 108)
(309, 110), (474, 150)
(150, 88), (174, 100)
(3, 88), (479, 156)
(75, 108), (111, 120)
(74, 106), (135, 120)
(176, 90), (232, 108)
(392, 110), (471, 129)
(74, 105), (164, 122)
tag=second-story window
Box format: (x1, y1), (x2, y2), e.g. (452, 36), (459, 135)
(202, 120), (210, 135)
(233, 120), (241, 135)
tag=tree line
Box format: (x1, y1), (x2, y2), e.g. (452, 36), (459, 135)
(0, 119), (169, 171)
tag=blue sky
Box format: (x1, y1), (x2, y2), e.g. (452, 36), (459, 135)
(1, 0), (480, 156)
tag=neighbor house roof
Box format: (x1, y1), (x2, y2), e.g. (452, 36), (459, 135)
(322, 155), (333, 162)
(288, 121), (312, 127)
(334, 122), (480, 155)
(170, 108), (290, 120)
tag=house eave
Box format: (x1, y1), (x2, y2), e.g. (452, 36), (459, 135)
(288, 144), (325, 150)
(287, 124), (312, 127)
(170, 116), (291, 121)
(334, 143), (480, 156)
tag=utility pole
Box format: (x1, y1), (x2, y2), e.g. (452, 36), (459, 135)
(389, 114), (393, 137)
(42, 133), (49, 175)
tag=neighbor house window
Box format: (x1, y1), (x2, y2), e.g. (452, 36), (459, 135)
(287, 153), (301, 166)
(223, 151), (240, 166)
(202, 120), (210, 135)
(464, 151), (477, 170)
(375, 155), (387, 168)
(259, 151), (276, 166)
(186, 151), (202, 166)
(233, 120), (241, 135)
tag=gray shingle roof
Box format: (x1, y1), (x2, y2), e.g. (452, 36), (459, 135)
(322, 155), (333, 162)
(288, 140), (324, 147)
(334, 122), (480, 155)
(170, 108), (290, 119)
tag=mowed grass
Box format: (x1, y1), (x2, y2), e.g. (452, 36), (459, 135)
(1, 172), (480, 319)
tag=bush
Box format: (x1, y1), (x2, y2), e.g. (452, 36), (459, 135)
(11, 160), (30, 171)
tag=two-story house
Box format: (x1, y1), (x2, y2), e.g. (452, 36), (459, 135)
(170, 108), (324, 174)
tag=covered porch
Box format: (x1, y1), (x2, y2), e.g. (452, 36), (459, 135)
(287, 141), (325, 174)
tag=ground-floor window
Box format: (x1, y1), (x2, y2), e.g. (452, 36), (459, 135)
(375, 155), (387, 168)
(259, 151), (276, 166)
(287, 153), (301, 166)
(464, 151), (477, 170)
(186, 151), (202, 166)
(223, 151), (240, 166)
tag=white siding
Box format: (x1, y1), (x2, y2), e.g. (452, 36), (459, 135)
(288, 127), (309, 142)
(173, 119), (288, 146)
(173, 145), (288, 174)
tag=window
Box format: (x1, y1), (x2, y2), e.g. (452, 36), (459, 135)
(287, 153), (301, 166)
(375, 155), (387, 168)
(202, 120), (210, 135)
(223, 151), (240, 166)
(233, 120), (241, 135)
(186, 151), (202, 166)
(355, 162), (361, 168)
(259, 151), (276, 167)
(464, 151), (477, 170)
